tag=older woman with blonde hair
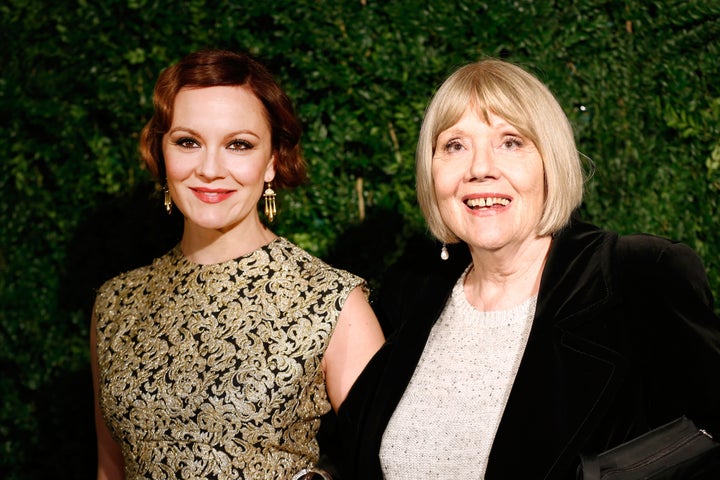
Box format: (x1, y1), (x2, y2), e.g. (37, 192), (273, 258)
(336, 58), (720, 479)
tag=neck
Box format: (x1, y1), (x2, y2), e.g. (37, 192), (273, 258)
(180, 218), (277, 265)
(464, 235), (551, 311)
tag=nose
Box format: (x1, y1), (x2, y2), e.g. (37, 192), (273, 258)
(196, 148), (224, 179)
(467, 143), (498, 181)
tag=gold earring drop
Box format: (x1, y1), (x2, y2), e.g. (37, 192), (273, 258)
(263, 183), (276, 223)
(163, 186), (172, 215)
(440, 243), (449, 260)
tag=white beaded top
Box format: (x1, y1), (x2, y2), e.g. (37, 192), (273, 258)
(380, 267), (537, 479)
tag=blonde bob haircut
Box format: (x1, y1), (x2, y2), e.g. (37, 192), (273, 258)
(416, 59), (584, 244)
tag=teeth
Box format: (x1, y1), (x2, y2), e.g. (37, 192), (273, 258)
(466, 197), (510, 208)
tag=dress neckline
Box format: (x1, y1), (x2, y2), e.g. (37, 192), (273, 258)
(167, 237), (286, 271)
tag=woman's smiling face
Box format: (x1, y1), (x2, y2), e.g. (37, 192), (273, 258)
(162, 85), (276, 236)
(432, 108), (546, 252)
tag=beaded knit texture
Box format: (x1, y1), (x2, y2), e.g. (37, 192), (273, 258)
(94, 237), (364, 480)
(380, 267), (537, 479)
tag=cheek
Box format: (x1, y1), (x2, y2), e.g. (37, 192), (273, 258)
(228, 162), (267, 182)
(509, 161), (544, 195)
(431, 163), (446, 193)
(162, 146), (187, 180)
(529, 167), (547, 202)
(432, 170), (458, 202)
(164, 158), (192, 181)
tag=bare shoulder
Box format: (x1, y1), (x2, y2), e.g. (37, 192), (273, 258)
(323, 286), (385, 411)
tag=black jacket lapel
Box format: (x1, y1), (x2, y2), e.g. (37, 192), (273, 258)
(487, 221), (627, 479)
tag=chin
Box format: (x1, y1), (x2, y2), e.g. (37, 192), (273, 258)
(464, 232), (513, 251)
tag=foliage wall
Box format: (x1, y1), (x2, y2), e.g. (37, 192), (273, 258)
(1, 0), (719, 478)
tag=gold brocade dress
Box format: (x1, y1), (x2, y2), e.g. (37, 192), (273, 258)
(94, 237), (363, 479)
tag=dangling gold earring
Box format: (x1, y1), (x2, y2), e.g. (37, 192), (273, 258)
(263, 182), (276, 223)
(163, 185), (172, 215)
(440, 243), (449, 260)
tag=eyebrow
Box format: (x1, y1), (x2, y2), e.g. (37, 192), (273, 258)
(492, 121), (519, 131)
(437, 127), (468, 138)
(166, 127), (262, 140)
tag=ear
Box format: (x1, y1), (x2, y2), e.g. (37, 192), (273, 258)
(264, 154), (276, 183)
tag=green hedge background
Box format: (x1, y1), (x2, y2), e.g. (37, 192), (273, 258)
(2, 0), (719, 478)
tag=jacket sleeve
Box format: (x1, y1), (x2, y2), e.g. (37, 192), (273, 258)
(615, 234), (720, 437)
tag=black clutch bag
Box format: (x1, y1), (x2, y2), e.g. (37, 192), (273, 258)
(577, 416), (720, 480)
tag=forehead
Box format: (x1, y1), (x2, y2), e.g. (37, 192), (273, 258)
(172, 85), (269, 128)
(438, 108), (514, 135)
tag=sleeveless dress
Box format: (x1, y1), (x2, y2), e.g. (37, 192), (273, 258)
(93, 237), (364, 479)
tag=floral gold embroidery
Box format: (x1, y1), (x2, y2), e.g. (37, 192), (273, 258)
(95, 238), (363, 479)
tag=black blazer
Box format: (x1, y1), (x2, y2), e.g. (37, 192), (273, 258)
(337, 219), (720, 479)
